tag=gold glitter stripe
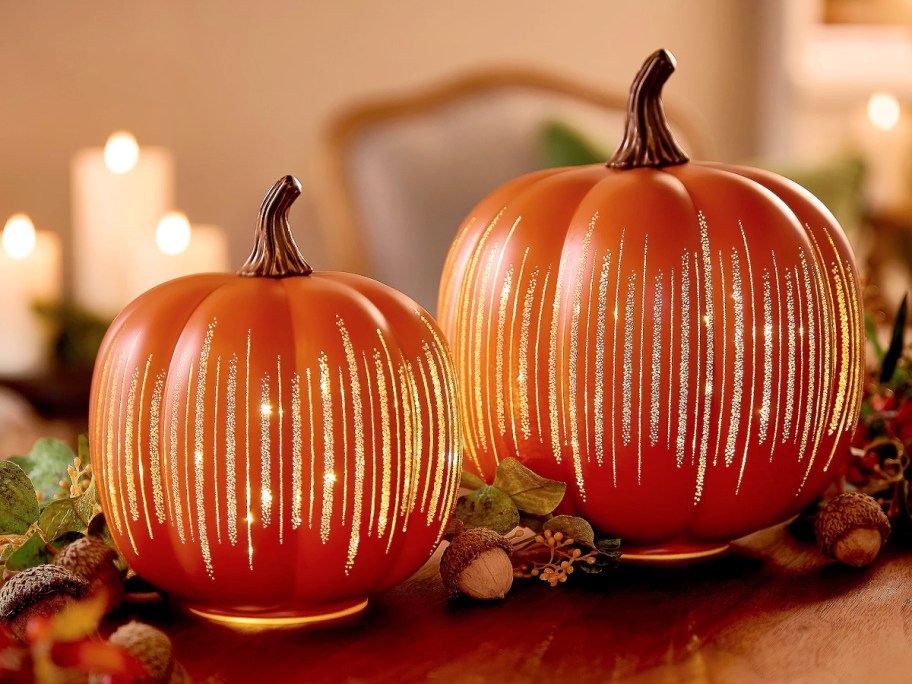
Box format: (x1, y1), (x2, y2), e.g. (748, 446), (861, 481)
(667, 268), (675, 450)
(518, 268), (538, 441)
(676, 254), (691, 468)
(378, 332), (403, 554)
(456, 211), (501, 466)
(361, 354), (377, 534)
(473, 247), (497, 455)
(649, 272), (663, 448)
(195, 323), (215, 576)
(692, 254), (702, 467)
(116, 343), (139, 555)
(805, 255), (831, 478)
(306, 368), (315, 529)
(373, 349), (392, 537)
(319, 353), (334, 544)
(508, 250), (528, 449)
(713, 254), (727, 467)
(183, 361), (194, 544)
(277, 358), (284, 544)
(829, 261), (850, 433)
(149, 370), (166, 524)
(213, 357), (221, 544)
(736, 223), (758, 493)
(758, 273), (773, 444)
(424, 349), (448, 523)
(105, 353), (124, 535)
(724, 250), (743, 466)
(549, 253), (566, 464)
(770, 255), (784, 461)
(245, 330), (253, 570)
(225, 355), (238, 545)
(798, 253), (817, 462)
(637, 239), (649, 483)
(407, 361), (425, 519)
(697, 216), (714, 502)
(595, 253), (612, 465)
(136, 357), (154, 538)
(568, 218), (596, 494)
(339, 368), (348, 528)
(397, 367), (413, 522)
(534, 268), (551, 443)
(124, 366), (140, 521)
(622, 272), (636, 447)
(167, 359), (185, 542)
(611, 229), (626, 484)
(793, 266), (806, 447)
(291, 372), (303, 530)
(260, 373), (272, 528)
(339, 320), (365, 570)
(782, 274), (797, 443)
(495, 267), (513, 436)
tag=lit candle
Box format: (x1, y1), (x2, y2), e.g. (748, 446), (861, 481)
(855, 92), (911, 214)
(0, 214), (62, 377)
(128, 217), (230, 298)
(71, 131), (174, 317)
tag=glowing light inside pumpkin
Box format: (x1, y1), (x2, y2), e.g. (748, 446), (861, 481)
(156, 212), (191, 255)
(2, 214), (36, 260)
(868, 92), (901, 131)
(104, 131), (140, 174)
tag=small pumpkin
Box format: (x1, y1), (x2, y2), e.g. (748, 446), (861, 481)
(89, 176), (462, 622)
(438, 50), (863, 554)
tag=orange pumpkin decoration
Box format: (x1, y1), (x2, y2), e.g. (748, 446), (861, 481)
(90, 176), (461, 623)
(438, 50), (864, 556)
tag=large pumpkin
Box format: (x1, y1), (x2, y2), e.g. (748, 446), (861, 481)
(438, 50), (864, 555)
(90, 176), (461, 622)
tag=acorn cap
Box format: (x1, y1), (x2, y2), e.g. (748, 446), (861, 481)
(440, 525), (513, 596)
(815, 491), (891, 557)
(53, 536), (119, 580)
(106, 621), (188, 684)
(0, 565), (89, 622)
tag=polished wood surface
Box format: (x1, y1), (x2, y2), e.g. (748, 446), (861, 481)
(118, 523), (912, 683)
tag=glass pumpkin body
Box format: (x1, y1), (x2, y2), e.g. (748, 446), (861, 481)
(89, 177), (462, 622)
(437, 51), (863, 555)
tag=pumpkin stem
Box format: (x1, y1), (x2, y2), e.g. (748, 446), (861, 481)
(607, 49), (689, 170)
(238, 175), (313, 278)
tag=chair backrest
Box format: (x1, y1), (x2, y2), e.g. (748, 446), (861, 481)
(320, 68), (703, 314)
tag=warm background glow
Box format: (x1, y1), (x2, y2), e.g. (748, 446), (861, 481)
(2, 213), (37, 260)
(868, 92), (902, 131)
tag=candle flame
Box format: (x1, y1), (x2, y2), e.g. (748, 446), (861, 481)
(156, 212), (191, 255)
(104, 131), (140, 174)
(2, 214), (36, 260)
(868, 92), (901, 131)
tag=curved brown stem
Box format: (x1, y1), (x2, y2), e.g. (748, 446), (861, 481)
(238, 175), (313, 278)
(607, 49), (689, 170)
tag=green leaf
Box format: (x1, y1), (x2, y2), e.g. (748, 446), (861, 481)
(5, 532), (53, 571)
(544, 515), (595, 547)
(579, 538), (623, 574)
(39, 477), (98, 541)
(9, 437), (76, 501)
(0, 461), (40, 534)
(459, 470), (486, 491)
(493, 458), (566, 515)
(880, 294), (907, 384)
(453, 486), (520, 535)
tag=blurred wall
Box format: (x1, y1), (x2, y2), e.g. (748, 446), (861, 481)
(0, 1), (762, 285)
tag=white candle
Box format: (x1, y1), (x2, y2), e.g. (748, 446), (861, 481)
(128, 222), (230, 298)
(0, 215), (62, 377)
(71, 133), (174, 317)
(855, 92), (911, 214)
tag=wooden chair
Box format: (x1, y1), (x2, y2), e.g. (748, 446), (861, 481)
(319, 68), (704, 313)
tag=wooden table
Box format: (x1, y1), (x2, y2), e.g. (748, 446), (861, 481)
(130, 524), (912, 683)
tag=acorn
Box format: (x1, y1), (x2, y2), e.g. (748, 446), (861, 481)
(54, 536), (123, 614)
(440, 522), (514, 600)
(89, 621), (190, 684)
(0, 565), (89, 641)
(815, 491), (891, 567)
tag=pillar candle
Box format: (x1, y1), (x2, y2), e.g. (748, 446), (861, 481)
(0, 231), (62, 377)
(128, 224), (231, 298)
(71, 146), (174, 317)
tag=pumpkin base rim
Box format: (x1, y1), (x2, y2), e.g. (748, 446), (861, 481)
(183, 597), (369, 629)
